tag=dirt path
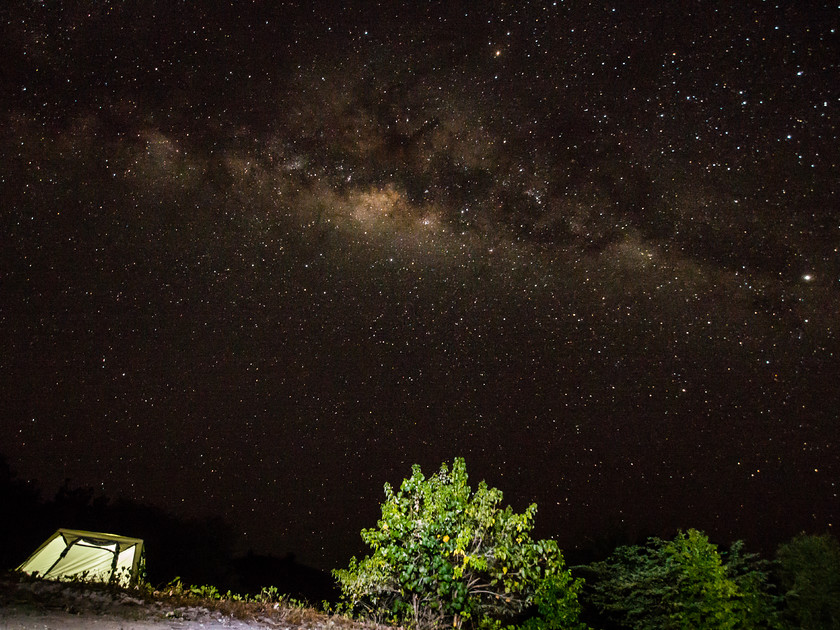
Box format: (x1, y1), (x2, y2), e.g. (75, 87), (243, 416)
(0, 608), (275, 629)
(0, 575), (347, 630)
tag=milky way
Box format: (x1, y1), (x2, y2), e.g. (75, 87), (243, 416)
(1, 1), (837, 568)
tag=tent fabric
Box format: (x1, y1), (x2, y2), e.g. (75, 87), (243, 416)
(17, 528), (144, 587)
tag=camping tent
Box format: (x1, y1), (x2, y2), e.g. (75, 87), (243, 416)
(17, 529), (144, 587)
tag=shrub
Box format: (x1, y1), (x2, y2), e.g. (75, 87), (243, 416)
(334, 458), (586, 630)
(580, 529), (781, 629)
(776, 533), (840, 629)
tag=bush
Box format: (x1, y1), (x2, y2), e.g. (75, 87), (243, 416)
(776, 533), (840, 629)
(579, 529), (781, 629)
(334, 458), (586, 630)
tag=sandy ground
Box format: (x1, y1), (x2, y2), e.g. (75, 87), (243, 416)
(0, 575), (350, 630)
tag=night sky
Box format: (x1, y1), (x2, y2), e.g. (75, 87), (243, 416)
(1, 0), (838, 571)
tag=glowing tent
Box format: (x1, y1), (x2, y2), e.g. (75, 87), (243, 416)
(17, 529), (144, 587)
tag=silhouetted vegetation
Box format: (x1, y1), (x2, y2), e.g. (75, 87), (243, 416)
(0, 455), (44, 570)
(776, 533), (840, 629)
(0, 454), (335, 604)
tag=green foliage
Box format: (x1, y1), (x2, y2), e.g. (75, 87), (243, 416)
(256, 585), (283, 603)
(158, 578), (320, 609)
(334, 458), (586, 630)
(189, 583), (223, 600)
(580, 529), (782, 629)
(776, 533), (840, 629)
(577, 541), (672, 628)
(662, 530), (745, 629)
(722, 540), (785, 628)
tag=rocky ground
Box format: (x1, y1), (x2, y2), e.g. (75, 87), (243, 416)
(0, 573), (371, 630)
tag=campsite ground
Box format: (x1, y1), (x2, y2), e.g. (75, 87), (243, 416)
(0, 573), (369, 630)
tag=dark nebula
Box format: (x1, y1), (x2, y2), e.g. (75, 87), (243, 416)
(1, 0), (838, 570)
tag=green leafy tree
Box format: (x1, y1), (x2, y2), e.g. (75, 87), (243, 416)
(577, 541), (672, 628)
(579, 529), (781, 629)
(663, 529), (749, 629)
(334, 458), (586, 630)
(724, 540), (785, 629)
(776, 533), (840, 629)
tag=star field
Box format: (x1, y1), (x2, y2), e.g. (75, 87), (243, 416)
(0, 0), (838, 569)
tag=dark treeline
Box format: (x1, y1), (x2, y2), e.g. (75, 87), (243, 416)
(0, 455), (337, 603)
